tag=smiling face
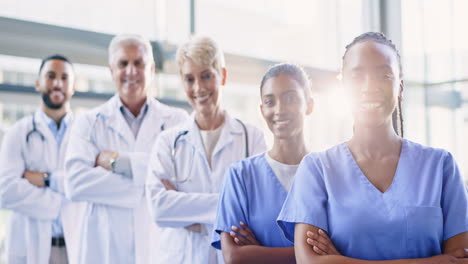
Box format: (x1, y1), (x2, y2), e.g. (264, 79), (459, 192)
(342, 40), (403, 129)
(35, 59), (75, 109)
(260, 73), (313, 140)
(180, 60), (226, 115)
(109, 43), (155, 103)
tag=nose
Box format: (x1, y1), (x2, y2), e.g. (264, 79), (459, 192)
(192, 78), (202, 93)
(125, 64), (137, 75)
(361, 74), (380, 93)
(274, 100), (286, 115)
(52, 78), (64, 88)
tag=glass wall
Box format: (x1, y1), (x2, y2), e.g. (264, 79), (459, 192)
(401, 0), (468, 180)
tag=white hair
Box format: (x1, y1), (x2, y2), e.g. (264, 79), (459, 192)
(176, 36), (225, 75)
(108, 34), (154, 65)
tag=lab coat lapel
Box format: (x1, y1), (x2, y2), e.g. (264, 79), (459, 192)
(102, 95), (134, 147)
(33, 111), (58, 169)
(185, 114), (208, 157)
(135, 99), (165, 151)
(212, 113), (243, 158)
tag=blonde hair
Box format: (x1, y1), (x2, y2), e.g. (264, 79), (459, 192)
(108, 34), (154, 65)
(176, 36), (225, 75)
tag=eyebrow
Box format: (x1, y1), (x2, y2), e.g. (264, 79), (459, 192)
(200, 69), (213, 75)
(349, 65), (393, 71)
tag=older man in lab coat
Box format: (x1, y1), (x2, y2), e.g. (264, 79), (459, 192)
(0, 54), (76, 264)
(65, 34), (188, 264)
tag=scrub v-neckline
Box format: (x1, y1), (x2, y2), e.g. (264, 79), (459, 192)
(342, 138), (406, 196)
(261, 153), (289, 195)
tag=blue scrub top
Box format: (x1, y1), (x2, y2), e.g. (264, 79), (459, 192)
(277, 139), (468, 260)
(212, 154), (293, 249)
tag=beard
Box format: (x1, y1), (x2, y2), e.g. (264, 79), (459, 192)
(41, 92), (64, 109)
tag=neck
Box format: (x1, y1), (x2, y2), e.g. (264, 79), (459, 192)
(120, 95), (147, 117)
(195, 107), (225, 130)
(42, 103), (69, 125)
(348, 121), (401, 159)
(269, 132), (308, 165)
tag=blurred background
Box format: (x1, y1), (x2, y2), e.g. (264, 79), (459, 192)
(0, 0), (467, 259)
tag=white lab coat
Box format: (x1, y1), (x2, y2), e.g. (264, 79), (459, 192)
(64, 95), (187, 264)
(0, 111), (75, 264)
(146, 112), (267, 264)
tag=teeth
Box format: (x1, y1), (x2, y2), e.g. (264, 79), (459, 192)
(274, 120), (289, 125)
(361, 103), (381, 109)
(195, 94), (210, 102)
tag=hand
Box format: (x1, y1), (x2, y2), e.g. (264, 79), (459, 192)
(95, 151), (118, 171)
(184, 223), (202, 232)
(421, 254), (466, 264)
(22, 170), (46, 187)
(230, 221), (260, 246)
(447, 248), (468, 259)
(161, 179), (177, 191)
(306, 229), (341, 255)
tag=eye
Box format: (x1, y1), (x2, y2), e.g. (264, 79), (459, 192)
(47, 73), (56, 80)
(263, 98), (274, 106)
(184, 77), (194, 84)
(118, 61), (128, 68)
(134, 60), (144, 68)
(350, 72), (364, 81)
(285, 93), (299, 104)
(61, 75), (68, 81)
(201, 73), (213, 80)
(379, 73), (394, 80)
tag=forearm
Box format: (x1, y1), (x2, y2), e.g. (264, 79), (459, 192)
(297, 255), (426, 264)
(226, 246), (295, 264)
(0, 177), (63, 219)
(65, 160), (143, 207)
(148, 185), (219, 227)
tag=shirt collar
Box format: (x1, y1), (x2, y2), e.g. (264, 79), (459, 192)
(38, 109), (70, 130)
(117, 97), (150, 120)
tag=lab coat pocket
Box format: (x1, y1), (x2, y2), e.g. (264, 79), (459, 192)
(156, 228), (187, 264)
(405, 206), (443, 257)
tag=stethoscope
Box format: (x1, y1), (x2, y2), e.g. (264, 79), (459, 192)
(25, 115), (47, 169)
(171, 118), (249, 183)
(26, 115), (46, 143)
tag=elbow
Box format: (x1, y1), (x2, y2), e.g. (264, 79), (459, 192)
(64, 174), (85, 202)
(222, 247), (246, 264)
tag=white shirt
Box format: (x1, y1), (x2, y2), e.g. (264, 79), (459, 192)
(265, 152), (299, 192)
(199, 123), (224, 167)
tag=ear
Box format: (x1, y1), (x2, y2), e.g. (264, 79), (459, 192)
(109, 64), (114, 76)
(306, 97), (314, 115)
(220, 67), (227, 86)
(399, 80), (404, 101)
(34, 79), (40, 92)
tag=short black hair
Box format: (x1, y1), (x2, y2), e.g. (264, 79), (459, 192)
(38, 54), (73, 74)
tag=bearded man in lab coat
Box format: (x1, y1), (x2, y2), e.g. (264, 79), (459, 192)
(64, 34), (188, 264)
(0, 54), (75, 264)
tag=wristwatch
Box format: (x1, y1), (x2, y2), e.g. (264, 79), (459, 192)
(109, 158), (117, 172)
(43, 173), (50, 187)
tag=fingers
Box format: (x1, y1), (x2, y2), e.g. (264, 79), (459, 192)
(161, 179), (177, 191)
(449, 248), (468, 258)
(306, 230), (340, 255)
(230, 231), (248, 246)
(310, 243), (327, 256)
(184, 224), (201, 232)
(231, 224), (259, 245)
(239, 221), (257, 239)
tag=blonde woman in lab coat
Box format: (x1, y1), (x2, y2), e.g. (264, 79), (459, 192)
(146, 36), (267, 264)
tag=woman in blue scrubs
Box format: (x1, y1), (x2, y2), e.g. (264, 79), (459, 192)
(277, 32), (468, 263)
(212, 63), (315, 263)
